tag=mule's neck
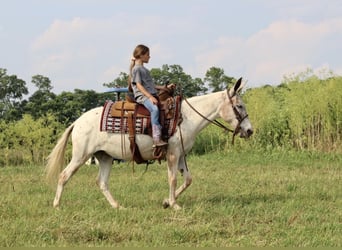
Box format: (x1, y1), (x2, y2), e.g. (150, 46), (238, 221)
(181, 91), (226, 134)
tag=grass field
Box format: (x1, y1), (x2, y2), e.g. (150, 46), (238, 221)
(0, 150), (341, 247)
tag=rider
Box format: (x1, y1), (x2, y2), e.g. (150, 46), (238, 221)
(128, 44), (173, 147)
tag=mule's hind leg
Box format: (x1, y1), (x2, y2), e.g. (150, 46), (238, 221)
(53, 158), (85, 208)
(95, 152), (122, 209)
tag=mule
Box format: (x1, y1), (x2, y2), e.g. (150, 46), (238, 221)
(45, 78), (253, 210)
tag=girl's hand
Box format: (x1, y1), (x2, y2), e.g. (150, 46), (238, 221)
(168, 83), (176, 89)
(149, 95), (158, 104)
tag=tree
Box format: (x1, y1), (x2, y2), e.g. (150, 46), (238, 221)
(204, 67), (235, 92)
(52, 91), (78, 124)
(103, 72), (129, 88)
(0, 68), (28, 121)
(25, 75), (56, 119)
(73, 89), (103, 112)
(51, 89), (108, 125)
(150, 64), (207, 97)
(31, 74), (53, 92)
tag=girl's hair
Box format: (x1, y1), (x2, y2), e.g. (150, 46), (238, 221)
(128, 44), (150, 91)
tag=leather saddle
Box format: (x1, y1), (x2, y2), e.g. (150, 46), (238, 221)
(110, 86), (180, 164)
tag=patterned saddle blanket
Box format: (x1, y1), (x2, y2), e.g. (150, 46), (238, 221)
(100, 96), (182, 139)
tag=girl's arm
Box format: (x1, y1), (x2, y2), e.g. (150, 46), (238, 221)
(155, 83), (176, 90)
(136, 82), (158, 104)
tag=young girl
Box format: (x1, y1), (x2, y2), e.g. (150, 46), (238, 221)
(128, 44), (168, 147)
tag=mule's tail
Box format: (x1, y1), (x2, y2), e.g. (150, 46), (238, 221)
(45, 123), (75, 185)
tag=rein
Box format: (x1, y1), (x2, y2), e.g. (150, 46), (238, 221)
(183, 89), (248, 145)
(184, 98), (234, 133)
(177, 88), (248, 173)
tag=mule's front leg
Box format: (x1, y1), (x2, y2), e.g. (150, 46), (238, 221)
(163, 153), (181, 210)
(163, 165), (181, 210)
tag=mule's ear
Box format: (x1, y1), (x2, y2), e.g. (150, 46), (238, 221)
(228, 77), (245, 96)
(234, 77), (243, 93)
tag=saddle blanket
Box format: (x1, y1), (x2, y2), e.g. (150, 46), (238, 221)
(100, 96), (181, 138)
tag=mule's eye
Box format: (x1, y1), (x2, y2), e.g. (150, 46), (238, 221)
(236, 104), (243, 109)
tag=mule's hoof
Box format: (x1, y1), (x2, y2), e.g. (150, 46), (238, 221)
(53, 201), (60, 209)
(173, 204), (182, 210)
(162, 199), (181, 210)
(111, 203), (125, 209)
(162, 199), (170, 209)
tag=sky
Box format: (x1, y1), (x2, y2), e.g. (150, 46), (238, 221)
(1, 0), (341, 94)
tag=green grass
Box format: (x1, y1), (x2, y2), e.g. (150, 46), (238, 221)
(0, 150), (341, 247)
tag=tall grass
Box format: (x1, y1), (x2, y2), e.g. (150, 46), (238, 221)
(0, 150), (340, 247)
(244, 74), (342, 152)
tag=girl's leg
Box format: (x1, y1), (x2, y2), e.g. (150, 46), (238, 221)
(143, 99), (167, 146)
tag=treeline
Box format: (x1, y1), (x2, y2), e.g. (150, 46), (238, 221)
(1, 67), (341, 166)
(1, 65), (230, 123)
(0, 69), (114, 124)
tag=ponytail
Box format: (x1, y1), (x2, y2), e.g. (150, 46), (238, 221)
(128, 57), (135, 92)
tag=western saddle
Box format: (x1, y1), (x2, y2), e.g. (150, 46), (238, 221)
(112, 85), (180, 164)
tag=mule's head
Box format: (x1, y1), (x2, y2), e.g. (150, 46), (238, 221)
(220, 77), (253, 139)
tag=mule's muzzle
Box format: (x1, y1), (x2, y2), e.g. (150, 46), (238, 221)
(240, 128), (253, 138)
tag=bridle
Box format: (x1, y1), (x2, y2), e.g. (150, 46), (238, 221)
(226, 89), (249, 141)
(183, 88), (249, 145)
(178, 88), (249, 172)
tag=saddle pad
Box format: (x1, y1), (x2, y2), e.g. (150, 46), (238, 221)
(100, 100), (150, 134)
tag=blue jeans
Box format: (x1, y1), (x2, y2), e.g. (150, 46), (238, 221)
(143, 98), (160, 127)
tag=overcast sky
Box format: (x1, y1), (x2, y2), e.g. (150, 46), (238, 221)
(1, 0), (341, 94)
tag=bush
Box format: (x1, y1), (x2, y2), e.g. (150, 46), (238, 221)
(0, 114), (64, 166)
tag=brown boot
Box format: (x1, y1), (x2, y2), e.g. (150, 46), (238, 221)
(152, 125), (168, 147)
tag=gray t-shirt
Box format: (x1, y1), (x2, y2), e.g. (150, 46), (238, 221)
(131, 65), (157, 104)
